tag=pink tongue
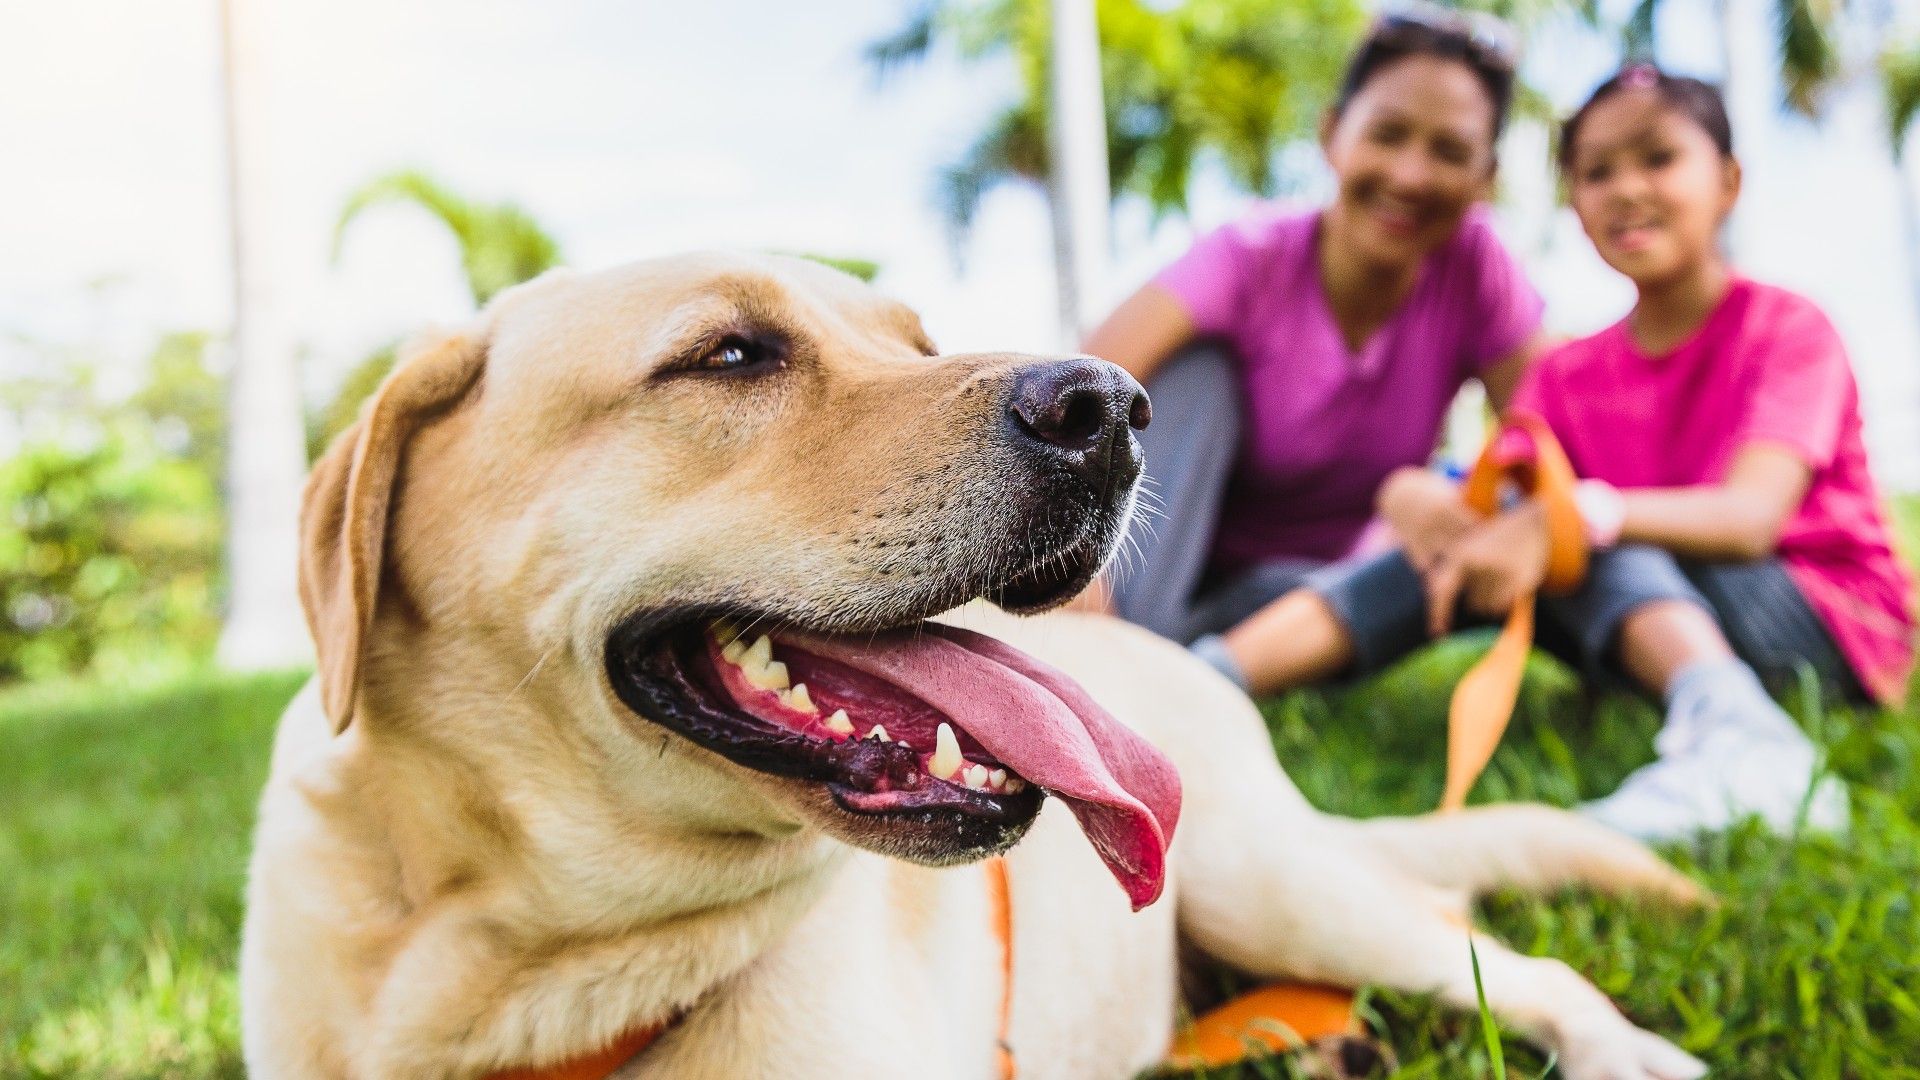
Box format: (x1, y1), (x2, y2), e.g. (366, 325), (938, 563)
(784, 623), (1182, 910)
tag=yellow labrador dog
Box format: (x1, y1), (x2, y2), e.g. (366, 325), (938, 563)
(241, 253), (1708, 1080)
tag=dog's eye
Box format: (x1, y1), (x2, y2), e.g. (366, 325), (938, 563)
(695, 335), (773, 373)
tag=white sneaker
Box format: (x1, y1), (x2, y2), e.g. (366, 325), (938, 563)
(1579, 678), (1848, 842)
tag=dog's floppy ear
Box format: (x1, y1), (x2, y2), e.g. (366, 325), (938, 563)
(300, 329), (487, 733)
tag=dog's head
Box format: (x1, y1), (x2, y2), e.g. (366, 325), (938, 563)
(301, 252), (1179, 908)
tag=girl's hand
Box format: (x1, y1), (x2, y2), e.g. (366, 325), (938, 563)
(1424, 502), (1550, 636)
(1379, 467), (1480, 574)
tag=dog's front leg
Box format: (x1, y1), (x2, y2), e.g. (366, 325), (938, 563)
(1164, 676), (1705, 1080)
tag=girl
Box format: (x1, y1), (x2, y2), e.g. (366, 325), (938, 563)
(1080, 5), (1551, 675)
(1278, 66), (1915, 840)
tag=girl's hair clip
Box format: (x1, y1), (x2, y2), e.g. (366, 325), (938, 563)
(1620, 62), (1662, 89)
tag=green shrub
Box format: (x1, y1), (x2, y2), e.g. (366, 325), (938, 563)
(0, 333), (225, 683)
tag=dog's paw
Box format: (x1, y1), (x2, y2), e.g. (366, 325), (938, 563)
(1557, 1019), (1707, 1080)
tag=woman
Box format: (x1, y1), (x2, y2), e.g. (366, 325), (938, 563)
(1085, 7), (1548, 692)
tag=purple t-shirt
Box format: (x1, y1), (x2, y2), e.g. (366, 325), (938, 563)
(1153, 205), (1543, 567)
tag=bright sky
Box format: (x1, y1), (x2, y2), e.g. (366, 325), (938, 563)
(3, 0), (1916, 485)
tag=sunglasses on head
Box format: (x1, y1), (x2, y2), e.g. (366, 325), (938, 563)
(1368, 1), (1519, 72)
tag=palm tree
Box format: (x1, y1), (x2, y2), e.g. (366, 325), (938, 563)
(870, 0), (1624, 338)
(868, 0), (1367, 251)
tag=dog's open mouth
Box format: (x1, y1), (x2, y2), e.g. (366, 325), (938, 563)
(606, 614), (1181, 909)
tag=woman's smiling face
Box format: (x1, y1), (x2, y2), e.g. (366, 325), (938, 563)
(1321, 53), (1499, 271)
(1565, 88), (1739, 287)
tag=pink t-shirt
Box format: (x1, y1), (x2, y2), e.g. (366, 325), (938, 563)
(1154, 205), (1543, 566)
(1513, 278), (1917, 704)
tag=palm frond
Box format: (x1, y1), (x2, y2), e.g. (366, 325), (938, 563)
(863, 2), (941, 83)
(937, 106), (1046, 260)
(1773, 0), (1841, 117)
(1881, 39), (1920, 160)
(1621, 0), (1661, 60)
(333, 170), (560, 306)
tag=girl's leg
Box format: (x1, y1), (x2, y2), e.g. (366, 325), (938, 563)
(1103, 344), (1242, 641)
(1538, 545), (1846, 839)
(1613, 600), (1734, 696)
(1680, 558), (1867, 701)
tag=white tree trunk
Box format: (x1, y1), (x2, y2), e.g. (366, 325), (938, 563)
(1718, 0), (1772, 260)
(1047, 0), (1112, 347)
(216, 0), (312, 670)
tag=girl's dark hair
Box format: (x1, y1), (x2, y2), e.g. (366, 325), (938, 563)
(1558, 64), (1733, 171)
(1335, 6), (1519, 140)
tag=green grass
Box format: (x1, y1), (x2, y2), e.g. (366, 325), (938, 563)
(3, 651), (1918, 1078)
(0, 672), (306, 1080)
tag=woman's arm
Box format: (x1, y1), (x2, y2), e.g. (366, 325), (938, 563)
(1080, 284), (1197, 387)
(1616, 442), (1812, 561)
(1478, 329), (1554, 415)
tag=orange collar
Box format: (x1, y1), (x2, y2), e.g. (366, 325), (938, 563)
(484, 1023), (670, 1080)
(487, 855), (1019, 1080)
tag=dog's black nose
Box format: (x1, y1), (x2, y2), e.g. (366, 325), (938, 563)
(1007, 358), (1150, 466)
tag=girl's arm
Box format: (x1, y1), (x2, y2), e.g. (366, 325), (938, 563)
(1425, 442), (1811, 630)
(1080, 284), (1197, 386)
(1477, 329), (1555, 415)
(1616, 442), (1812, 561)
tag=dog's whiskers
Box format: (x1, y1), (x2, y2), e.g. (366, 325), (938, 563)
(510, 648), (557, 697)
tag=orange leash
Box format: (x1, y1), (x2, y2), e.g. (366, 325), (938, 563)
(986, 855), (1017, 1079)
(1164, 982), (1359, 1070)
(1441, 414), (1588, 812)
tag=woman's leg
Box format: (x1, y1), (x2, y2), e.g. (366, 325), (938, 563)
(1213, 550), (1473, 697)
(1103, 343), (1243, 642)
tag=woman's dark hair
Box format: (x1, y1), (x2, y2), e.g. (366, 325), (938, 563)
(1558, 64), (1733, 171)
(1334, 5), (1519, 140)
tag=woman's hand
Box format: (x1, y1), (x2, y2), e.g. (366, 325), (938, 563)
(1378, 467), (1480, 574)
(1424, 501), (1550, 636)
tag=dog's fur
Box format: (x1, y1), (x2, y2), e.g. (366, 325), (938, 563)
(241, 252), (1707, 1079)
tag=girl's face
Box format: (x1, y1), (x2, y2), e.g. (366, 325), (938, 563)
(1565, 89), (1740, 286)
(1321, 54), (1499, 271)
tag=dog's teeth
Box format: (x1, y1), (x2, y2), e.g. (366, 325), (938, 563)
(745, 659), (789, 691)
(742, 634), (773, 670)
(721, 639), (747, 665)
(824, 709), (854, 735)
(964, 764), (989, 789)
(988, 768), (1007, 789)
(711, 620), (741, 646)
(785, 683), (818, 714)
(931, 722), (962, 779)
(867, 724), (890, 743)
(1003, 777), (1026, 794)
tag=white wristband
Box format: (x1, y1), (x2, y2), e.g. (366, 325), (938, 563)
(1573, 479), (1626, 549)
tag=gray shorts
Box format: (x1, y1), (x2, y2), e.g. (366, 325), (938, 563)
(1107, 343), (1866, 701)
(1313, 545), (1864, 700)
